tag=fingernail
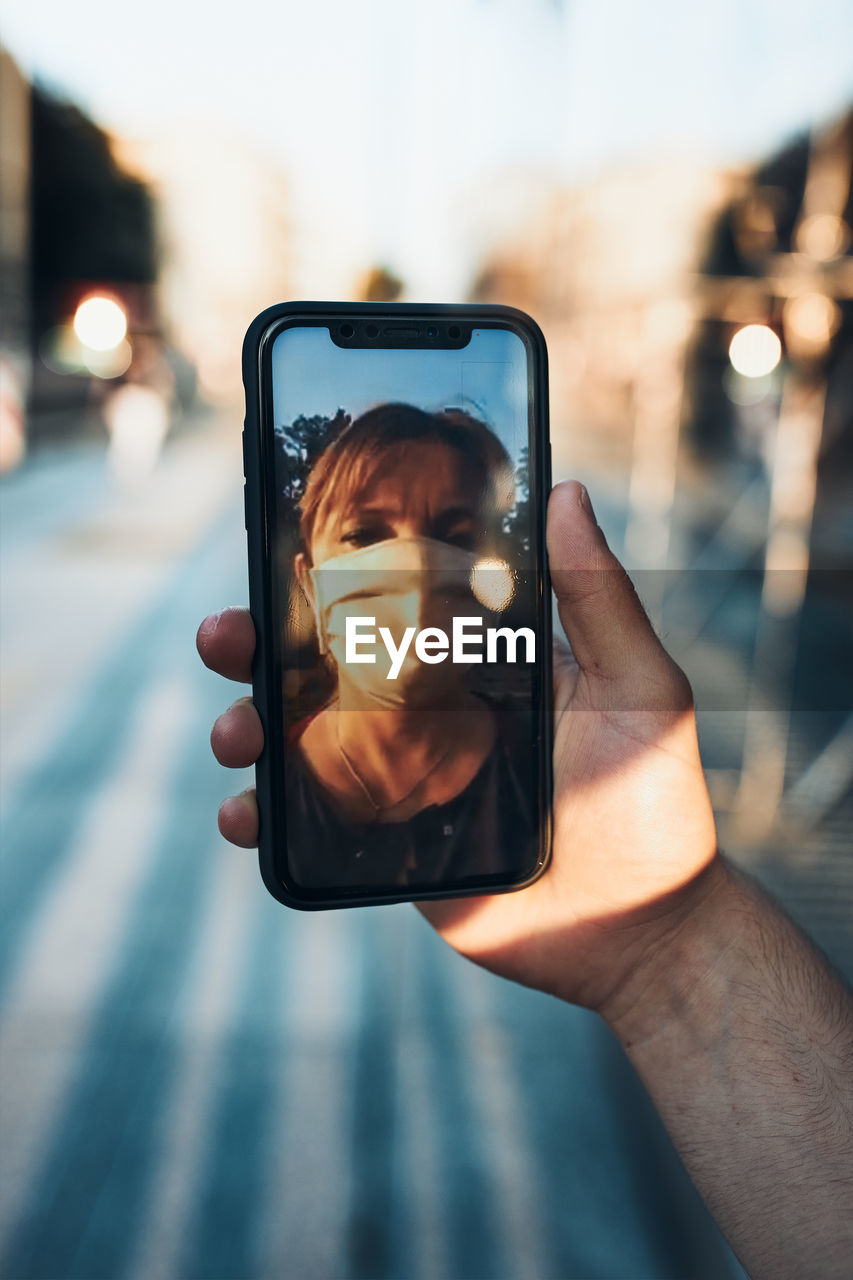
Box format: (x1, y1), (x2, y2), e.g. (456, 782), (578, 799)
(199, 611), (222, 639)
(578, 484), (597, 524)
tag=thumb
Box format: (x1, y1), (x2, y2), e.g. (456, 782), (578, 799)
(547, 481), (673, 688)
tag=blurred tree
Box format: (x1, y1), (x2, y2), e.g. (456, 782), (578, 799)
(504, 445), (531, 555)
(274, 409), (351, 538)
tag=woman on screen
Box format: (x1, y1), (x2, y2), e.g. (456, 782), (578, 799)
(280, 402), (538, 890)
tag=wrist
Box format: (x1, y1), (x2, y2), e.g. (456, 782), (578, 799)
(597, 854), (853, 1280)
(598, 853), (745, 1048)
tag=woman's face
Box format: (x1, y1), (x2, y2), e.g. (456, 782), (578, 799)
(308, 439), (488, 567)
(296, 438), (501, 705)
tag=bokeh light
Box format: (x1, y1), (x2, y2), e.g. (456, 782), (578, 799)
(723, 368), (774, 407)
(73, 295), (128, 351)
(83, 339), (133, 379)
(728, 324), (782, 378)
(795, 213), (850, 261)
(783, 292), (841, 357)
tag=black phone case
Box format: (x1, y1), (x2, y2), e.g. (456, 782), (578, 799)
(242, 300), (553, 909)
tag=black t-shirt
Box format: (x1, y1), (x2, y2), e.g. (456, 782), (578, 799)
(284, 701), (537, 890)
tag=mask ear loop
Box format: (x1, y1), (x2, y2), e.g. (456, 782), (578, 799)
(306, 567), (328, 655)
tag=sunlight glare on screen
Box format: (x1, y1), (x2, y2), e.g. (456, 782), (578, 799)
(470, 557), (515, 611)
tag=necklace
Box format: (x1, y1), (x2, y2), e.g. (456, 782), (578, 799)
(334, 709), (454, 819)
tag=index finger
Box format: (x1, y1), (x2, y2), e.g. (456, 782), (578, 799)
(196, 607), (256, 682)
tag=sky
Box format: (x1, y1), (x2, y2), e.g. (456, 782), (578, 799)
(4, 0), (853, 295)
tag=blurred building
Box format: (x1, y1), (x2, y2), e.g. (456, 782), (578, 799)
(114, 125), (292, 404)
(468, 115), (852, 502)
(468, 160), (733, 474)
(688, 111), (853, 476)
(29, 86), (160, 433)
(0, 52), (164, 459)
(0, 49), (31, 468)
(2, 50), (293, 469)
(470, 118), (853, 843)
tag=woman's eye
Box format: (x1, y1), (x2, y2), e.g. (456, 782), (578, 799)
(443, 529), (478, 551)
(340, 526), (384, 548)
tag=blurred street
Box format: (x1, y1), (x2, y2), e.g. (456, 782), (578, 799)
(1, 5), (852, 1273)
(0, 416), (752, 1280)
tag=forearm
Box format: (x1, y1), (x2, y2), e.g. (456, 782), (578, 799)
(604, 857), (853, 1280)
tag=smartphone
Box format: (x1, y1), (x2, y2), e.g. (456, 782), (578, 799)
(242, 302), (552, 909)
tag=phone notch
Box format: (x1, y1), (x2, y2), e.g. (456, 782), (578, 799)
(330, 320), (471, 349)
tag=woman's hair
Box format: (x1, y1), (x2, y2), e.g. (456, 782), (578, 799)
(298, 402), (515, 558)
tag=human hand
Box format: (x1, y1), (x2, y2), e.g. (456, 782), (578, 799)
(198, 481), (723, 1023)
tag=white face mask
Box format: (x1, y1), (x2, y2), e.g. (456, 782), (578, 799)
(308, 536), (482, 706)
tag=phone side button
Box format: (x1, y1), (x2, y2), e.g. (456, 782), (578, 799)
(242, 426), (247, 477)
(243, 482), (248, 531)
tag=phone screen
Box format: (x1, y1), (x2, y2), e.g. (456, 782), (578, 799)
(264, 317), (549, 901)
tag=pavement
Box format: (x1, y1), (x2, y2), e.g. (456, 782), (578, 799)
(5, 407), (848, 1279)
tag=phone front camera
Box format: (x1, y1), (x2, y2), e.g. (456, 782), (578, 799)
(340, 323), (355, 339)
(448, 325), (461, 340)
(426, 326), (438, 339)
